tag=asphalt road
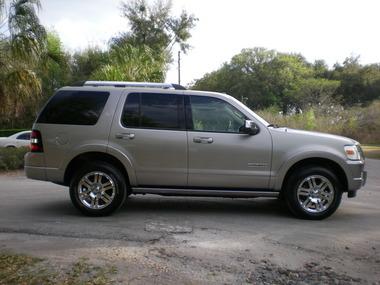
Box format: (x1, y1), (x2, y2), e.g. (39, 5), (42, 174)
(0, 160), (379, 284)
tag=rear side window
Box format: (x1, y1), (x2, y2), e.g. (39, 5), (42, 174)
(37, 90), (109, 125)
(121, 93), (183, 130)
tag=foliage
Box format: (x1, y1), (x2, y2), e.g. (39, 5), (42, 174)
(0, 128), (26, 137)
(38, 31), (71, 105)
(193, 48), (316, 112)
(361, 145), (380, 159)
(257, 100), (380, 144)
(112, 0), (197, 63)
(331, 57), (380, 106)
(7, 0), (46, 60)
(71, 47), (110, 82)
(0, 146), (28, 171)
(91, 44), (166, 82)
(0, 251), (117, 285)
(0, 0), (197, 129)
(192, 48), (380, 113)
(0, 0), (46, 128)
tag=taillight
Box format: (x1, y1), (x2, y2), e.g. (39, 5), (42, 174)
(30, 130), (43, 152)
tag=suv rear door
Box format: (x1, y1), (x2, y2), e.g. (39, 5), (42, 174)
(109, 91), (187, 186)
(186, 95), (272, 189)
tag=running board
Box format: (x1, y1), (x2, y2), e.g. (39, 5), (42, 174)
(131, 187), (279, 198)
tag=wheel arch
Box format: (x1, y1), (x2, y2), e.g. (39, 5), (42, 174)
(63, 152), (131, 187)
(280, 157), (348, 193)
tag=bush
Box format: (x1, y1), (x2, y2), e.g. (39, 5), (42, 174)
(0, 129), (27, 137)
(257, 100), (380, 144)
(0, 147), (29, 171)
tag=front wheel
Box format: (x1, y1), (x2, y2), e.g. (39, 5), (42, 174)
(69, 162), (127, 216)
(284, 166), (343, 220)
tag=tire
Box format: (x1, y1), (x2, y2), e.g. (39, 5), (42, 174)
(69, 161), (127, 216)
(284, 166), (343, 220)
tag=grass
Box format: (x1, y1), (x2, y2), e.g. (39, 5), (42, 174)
(257, 100), (380, 145)
(362, 145), (380, 159)
(0, 252), (117, 285)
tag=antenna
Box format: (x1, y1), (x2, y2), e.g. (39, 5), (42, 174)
(178, 51), (181, 85)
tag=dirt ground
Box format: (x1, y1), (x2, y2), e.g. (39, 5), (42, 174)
(0, 159), (379, 284)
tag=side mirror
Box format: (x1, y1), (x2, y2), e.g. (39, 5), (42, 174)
(240, 120), (260, 135)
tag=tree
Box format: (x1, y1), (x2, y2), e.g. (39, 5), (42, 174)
(192, 48), (345, 113)
(0, 0), (46, 127)
(91, 44), (166, 82)
(38, 31), (70, 102)
(112, 0), (197, 64)
(7, 0), (46, 59)
(313, 59), (329, 78)
(287, 78), (340, 110)
(332, 57), (380, 106)
(71, 47), (110, 82)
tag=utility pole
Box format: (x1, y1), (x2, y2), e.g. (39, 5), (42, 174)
(178, 50), (181, 85)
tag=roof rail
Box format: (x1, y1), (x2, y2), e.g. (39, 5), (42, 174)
(81, 81), (186, 90)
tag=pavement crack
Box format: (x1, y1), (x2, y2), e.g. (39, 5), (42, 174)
(0, 227), (161, 244)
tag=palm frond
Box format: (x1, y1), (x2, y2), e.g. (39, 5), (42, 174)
(8, 0), (46, 61)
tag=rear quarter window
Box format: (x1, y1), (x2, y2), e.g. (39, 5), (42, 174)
(37, 90), (109, 125)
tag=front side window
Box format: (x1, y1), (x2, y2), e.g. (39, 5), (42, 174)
(189, 96), (246, 133)
(37, 91), (109, 125)
(122, 93), (182, 130)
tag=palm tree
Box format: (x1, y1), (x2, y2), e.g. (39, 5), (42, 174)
(91, 44), (167, 82)
(0, 0), (46, 127)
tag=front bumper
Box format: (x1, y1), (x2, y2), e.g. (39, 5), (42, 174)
(354, 170), (367, 186)
(346, 160), (366, 191)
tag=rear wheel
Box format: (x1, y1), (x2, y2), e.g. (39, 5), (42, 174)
(69, 162), (127, 216)
(284, 166), (343, 220)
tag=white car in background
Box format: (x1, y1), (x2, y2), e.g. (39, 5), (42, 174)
(0, 131), (31, 148)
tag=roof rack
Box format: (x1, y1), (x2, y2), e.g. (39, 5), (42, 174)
(80, 81), (186, 90)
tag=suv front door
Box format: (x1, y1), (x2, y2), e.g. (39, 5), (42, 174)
(110, 92), (187, 186)
(186, 95), (272, 189)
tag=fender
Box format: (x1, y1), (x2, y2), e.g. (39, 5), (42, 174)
(272, 145), (349, 191)
(106, 144), (137, 185)
(50, 143), (137, 185)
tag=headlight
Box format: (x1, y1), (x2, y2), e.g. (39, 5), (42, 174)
(344, 145), (361, 160)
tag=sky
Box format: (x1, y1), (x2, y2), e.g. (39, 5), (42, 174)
(39, 0), (380, 86)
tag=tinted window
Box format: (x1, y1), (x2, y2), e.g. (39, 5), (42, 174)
(16, 133), (31, 140)
(189, 96), (246, 133)
(122, 93), (140, 128)
(37, 91), (109, 125)
(122, 93), (182, 130)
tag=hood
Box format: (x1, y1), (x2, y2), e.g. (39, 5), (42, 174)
(270, 127), (357, 145)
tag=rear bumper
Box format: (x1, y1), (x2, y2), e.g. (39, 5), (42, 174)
(24, 165), (47, 181)
(24, 152), (65, 183)
(24, 152), (46, 181)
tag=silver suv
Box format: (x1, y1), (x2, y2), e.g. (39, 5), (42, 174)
(25, 81), (367, 219)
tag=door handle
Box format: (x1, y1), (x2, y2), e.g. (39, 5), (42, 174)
(115, 133), (135, 140)
(193, 137), (213, 144)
